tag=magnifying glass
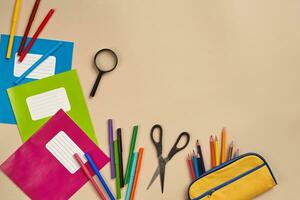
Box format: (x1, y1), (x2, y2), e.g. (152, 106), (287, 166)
(90, 48), (118, 97)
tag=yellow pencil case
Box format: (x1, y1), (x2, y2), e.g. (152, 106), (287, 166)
(188, 153), (277, 200)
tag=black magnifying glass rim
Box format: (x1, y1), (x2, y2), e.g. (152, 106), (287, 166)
(93, 48), (118, 73)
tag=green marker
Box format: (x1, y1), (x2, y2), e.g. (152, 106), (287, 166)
(124, 125), (138, 184)
(114, 140), (121, 199)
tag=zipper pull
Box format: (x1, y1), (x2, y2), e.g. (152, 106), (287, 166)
(207, 190), (215, 198)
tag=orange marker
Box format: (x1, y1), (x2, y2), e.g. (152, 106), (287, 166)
(221, 128), (226, 163)
(210, 135), (216, 168)
(130, 148), (144, 200)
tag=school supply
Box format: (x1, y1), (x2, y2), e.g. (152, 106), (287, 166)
(15, 41), (63, 84)
(187, 154), (196, 180)
(0, 34), (73, 124)
(130, 148), (144, 200)
(85, 153), (116, 200)
(147, 124), (190, 193)
(214, 136), (220, 166)
(188, 153), (277, 200)
(6, 0), (21, 59)
(18, 0), (41, 56)
(74, 153), (106, 200)
(19, 9), (55, 62)
(227, 141), (234, 161)
(210, 136), (216, 168)
(114, 140), (121, 199)
(192, 151), (200, 179)
(233, 149), (239, 158)
(125, 152), (138, 200)
(108, 119), (116, 178)
(125, 125), (138, 184)
(90, 49), (118, 97)
(117, 128), (125, 188)
(8, 70), (97, 143)
(220, 128), (226, 163)
(0, 110), (109, 200)
(196, 140), (206, 173)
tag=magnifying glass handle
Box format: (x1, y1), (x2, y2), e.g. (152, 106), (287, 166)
(90, 72), (103, 97)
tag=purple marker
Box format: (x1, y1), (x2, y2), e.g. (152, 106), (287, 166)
(108, 119), (116, 178)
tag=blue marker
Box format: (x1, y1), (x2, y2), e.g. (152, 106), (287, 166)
(85, 153), (115, 200)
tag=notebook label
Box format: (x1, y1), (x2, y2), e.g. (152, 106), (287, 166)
(14, 53), (56, 79)
(26, 87), (71, 121)
(46, 131), (87, 174)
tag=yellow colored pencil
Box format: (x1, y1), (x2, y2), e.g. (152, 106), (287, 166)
(221, 127), (226, 163)
(6, 0), (21, 59)
(214, 136), (220, 166)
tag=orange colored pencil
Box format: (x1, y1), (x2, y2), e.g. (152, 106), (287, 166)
(210, 135), (216, 168)
(221, 127), (226, 163)
(130, 148), (144, 200)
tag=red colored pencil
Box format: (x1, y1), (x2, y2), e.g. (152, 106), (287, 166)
(130, 148), (144, 200)
(210, 135), (216, 168)
(187, 154), (196, 180)
(17, 0), (41, 56)
(19, 9), (55, 62)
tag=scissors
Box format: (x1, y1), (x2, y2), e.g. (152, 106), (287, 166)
(90, 48), (118, 97)
(147, 124), (190, 193)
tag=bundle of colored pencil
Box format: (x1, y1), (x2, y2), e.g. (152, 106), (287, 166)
(187, 127), (240, 181)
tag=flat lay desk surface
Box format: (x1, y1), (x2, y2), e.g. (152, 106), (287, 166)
(0, 0), (299, 199)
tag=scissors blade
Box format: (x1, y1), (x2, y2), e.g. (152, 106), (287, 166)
(146, 165), (161, 190)
(159, 158), (166, 193)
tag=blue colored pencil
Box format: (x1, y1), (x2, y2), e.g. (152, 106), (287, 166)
(14, 41), (63, 85)
(85, 153), (115, 200)
(192, 151), (200, 178)
(125, 152), (138, 200)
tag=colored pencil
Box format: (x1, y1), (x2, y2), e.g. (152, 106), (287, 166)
(227, 141), (234, 161)
(187, 154), (196, 180)
(196, 140), (206, 173)
(74, 153), (106, 200)
(125, 152), (138, 200)
(210, 135), (216, 168)
(17, 0), (41, 56)
(125, 125), (138, 184)
(113, 140), (121, 199)
(220, 127), (226, 163)
(85, 153), (115, 200)
(108, 119), (115, 178)
(19, 9), (55, 62)
(214, 136), (220, 166)
(233, 148), (240, 158)
(117, 128), (124, 188)
(196, 154), (203, 175)
(6, 0), (21, 59)
(14, 41), (63, 85)
(192, 151), (199, 178)
(130, 148), (144, 200)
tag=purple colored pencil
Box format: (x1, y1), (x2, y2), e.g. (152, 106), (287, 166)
(108, 119), (116, 178)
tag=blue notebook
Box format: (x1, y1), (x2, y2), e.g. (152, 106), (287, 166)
(0, 34), (73, 124)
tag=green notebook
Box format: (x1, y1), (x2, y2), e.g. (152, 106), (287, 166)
(8, 70), (98, 143)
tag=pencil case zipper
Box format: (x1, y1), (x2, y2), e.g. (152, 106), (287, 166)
(188, 153), (277, 200)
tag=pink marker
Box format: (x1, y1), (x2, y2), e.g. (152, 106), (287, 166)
(74, 153), (106, 200)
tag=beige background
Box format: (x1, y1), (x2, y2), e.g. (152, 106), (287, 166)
(0, 0), (300, 199)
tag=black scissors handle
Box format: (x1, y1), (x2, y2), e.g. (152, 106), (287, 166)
(167, 132), (190, 160)
(150, 124), (163, 157)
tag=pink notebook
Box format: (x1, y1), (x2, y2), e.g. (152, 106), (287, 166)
(0, 110), (109, 200)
